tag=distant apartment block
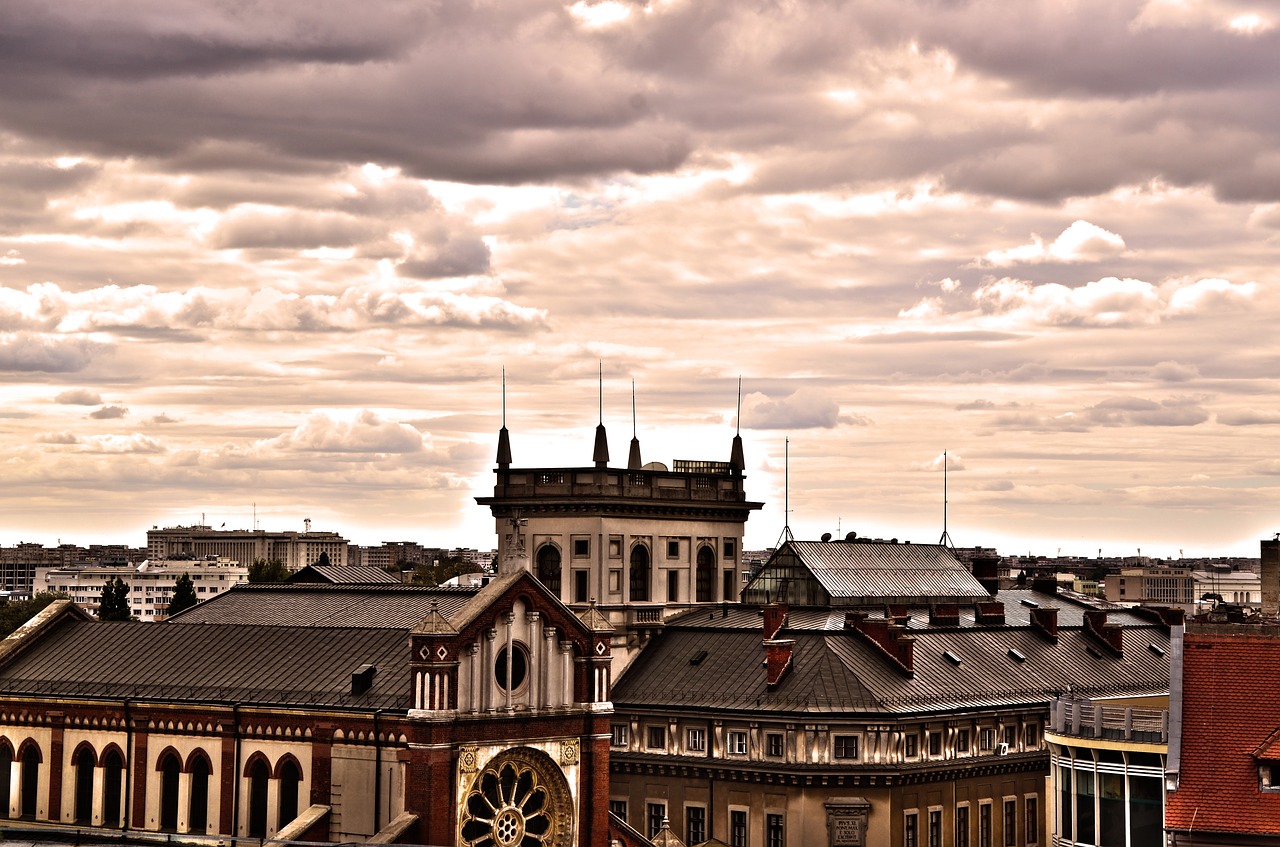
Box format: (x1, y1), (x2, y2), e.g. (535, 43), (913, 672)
(146, 523), (348, 570)
(1105, 566), (1194, 608)
(0, 543), (146, 598)
(37, 557), (249, 621)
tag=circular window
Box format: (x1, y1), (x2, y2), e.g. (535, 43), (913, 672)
(495, 644), (529, 691)
(458, 748), (573, 847)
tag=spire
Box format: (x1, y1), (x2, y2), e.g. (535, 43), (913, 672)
(627, 379), (642, 469)
(496, 368), (512, 468)
(593, 361), (609, 467)
(729, 376), (745, 473)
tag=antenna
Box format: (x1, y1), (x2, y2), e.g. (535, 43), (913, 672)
(775, 438), (794, 547)
(598, 361), (603, 425)
(736, 376), (742, 434)
(938, 451), (954, 548)
(502, 367), (507, 429)
(632, 379), (637, 438)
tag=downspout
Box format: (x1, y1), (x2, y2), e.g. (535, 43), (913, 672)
(122, 698), (132, 833)
(232, 704), (242, 837)
(373, 709), (383, 834)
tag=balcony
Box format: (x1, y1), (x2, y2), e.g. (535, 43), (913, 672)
(1049, 696), (1168, 744)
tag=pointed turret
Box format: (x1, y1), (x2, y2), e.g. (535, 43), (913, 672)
(627, 378), (642, 469)
(730, 376), (745, 473)
(496, 368), (512, 468)
(593, 361), (609, 468)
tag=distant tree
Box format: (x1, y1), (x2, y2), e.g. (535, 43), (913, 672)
(413, 555), (474, 586)
(0, 592), (67, 638)
(99, 577), (132, 621)
(315, 552), (331, 567)
(166, 573), (199, 617)
(249, 558), (291, 583)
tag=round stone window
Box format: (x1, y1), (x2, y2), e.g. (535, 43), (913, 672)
(458, 747), (573, 847)
(495, 643), (529, 692)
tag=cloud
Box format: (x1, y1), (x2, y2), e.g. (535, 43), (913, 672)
(54, 388), (102, 405)
(146, 413), (180, 424)
(955, 398), (996, 410)
(1087, 396), (1210, 427)
(1151, 361), (1199, 382)
(89, 405), (129, 420)
(908, 452), (965, 471)
(81, 434), (166, 454)
(1218, 409), (1280, 426)
(36, 431), (79, 444)
(979, 220), (1126, 267)
(1165, 278), (1260, 314)
(267, 410), (427, 454)
(740, 388), (849, 430)
(0, 334), (99, 372)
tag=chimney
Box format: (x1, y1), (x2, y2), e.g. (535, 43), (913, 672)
(1084, 610), (1124, 656)
(971, 553), (1000, 595)
(764, 639), (794, 689)
(1263, 538), (1280, 618)
(1131, 604), (1185, 629)
(1030, 606), (1059, 642)
(351, 663), (377, 695)
(929, 603), (960, 627)
(844, 612), (915, 676)
(975, 601), (1006, 625)
(1031, 576), (1058, 595)
(762, 603), (788, 640)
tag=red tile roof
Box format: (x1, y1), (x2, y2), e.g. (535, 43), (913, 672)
(1166, 624), (1280, 835)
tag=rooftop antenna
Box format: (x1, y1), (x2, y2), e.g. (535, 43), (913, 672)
(938, 451), (954, 548)
(775, 438), (794, 547)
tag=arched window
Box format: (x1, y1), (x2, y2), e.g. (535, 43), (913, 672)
(188, 752), (211, 834)
(19, 743), (40, 819)
(247, 758), (270, 838)
(102, 748), (124, 827)
(278, 758), (301, 830)
(630, 545), (651, 602)
(158, 751), (181, 832)
(696, 546), (716, 602)
(73, 745), (95, 824)
(0, 741), (13, 819)
(536, 545), (562, 596)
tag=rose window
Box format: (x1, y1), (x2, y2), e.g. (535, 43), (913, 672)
(459, 749), (573, 847)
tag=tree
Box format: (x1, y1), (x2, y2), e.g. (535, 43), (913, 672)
(413, 554), (474, 586)
(98, 577), (132, 621)
(315, 552), (331, 567)
(249, 558), (290, 583)
(0, 592), (66, 638)
(166, 573), (198, 617)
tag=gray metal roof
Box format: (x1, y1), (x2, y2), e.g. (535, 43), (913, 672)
(287, 565), (401, 584)
(168, 583), (478, 628)
(0, 619), (410, 710)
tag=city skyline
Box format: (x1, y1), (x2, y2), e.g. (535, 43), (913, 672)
(3, 1), (1280, 557)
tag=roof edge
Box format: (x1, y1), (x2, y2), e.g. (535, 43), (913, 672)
(0, 599), (90, 671)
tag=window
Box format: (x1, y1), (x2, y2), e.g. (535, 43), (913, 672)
(648, 802), (666, 838)
(905, 811), (919, 847)
(696, 546), (716, 602)
(573, 538), (590, 557)
(1025, 724), (1039, 748)
(767, 733), (784, 758)
(956, 805), (970, 847)
(630, 546), (651, 601)
(1003, 725), (1017, 747)
(979, 802), (992, 847)
(667, 569), (679, 602)
(536, 545), (562, 595)
(189, 754), (210, 834)
(687, 727), (706, 752)
(731, 809), (748, 847)
(904, 734), (918, 757)
(979, 728), (995, 751)
(609, 538), (622, 558)
(928, 731), (942, 756)
(928, 809), (942, 847)
(611, 724), (629, 747)
(728, 730), (748, 755)
(724, 539), (737, 559)
(667, 540), (680, 558)
(1003, 799), (1016, 846)
(609, 799), (627, 822)
(957, 728), (970, 752)
(724, 569), (736, 602)
(767, 813), (784, 847)
(495, 643), (529, 692)
(278, 758), (301, 830)
(687, 806), (707, 845)
(834, 735), (859, 759)
(574, 570), (589, 603)
(1025, 795), (1038, 845)
(647, 726), (666, 750)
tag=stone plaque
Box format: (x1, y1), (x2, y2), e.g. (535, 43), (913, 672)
(826, 797), (871, 847)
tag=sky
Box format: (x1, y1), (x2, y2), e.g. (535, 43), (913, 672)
(2, 0), (1279, 559)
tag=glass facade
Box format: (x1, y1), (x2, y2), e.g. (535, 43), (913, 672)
(1051, 748), (1166, 847)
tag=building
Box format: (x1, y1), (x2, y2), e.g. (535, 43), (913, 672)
(1191, 567), (1260, 609)
(476, 413), (762, 672)
(0, 543), (146, 599)
(146, 522), (349, 570)
(36, 558), (248, 620)
(608, 537), (1175, 847)
(0, 571), (614, 846)
(1105, 567), (1194, 609)
(1044, 693), (1169, 847)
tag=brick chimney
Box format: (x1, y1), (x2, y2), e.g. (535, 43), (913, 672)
(971, 553), (1000, 596)
(763, 603), (788, 640)
(975, 601), (1006, 625)
(1131, 604), (1185, 629)
(1030, 606), (1059, 643)
(764, 639), (794, 689)
(929, 603), (960, 627)
(1263, 538), (1280, 618)
(1084, 610), (1124, 656)
(844, 612), (915, 677)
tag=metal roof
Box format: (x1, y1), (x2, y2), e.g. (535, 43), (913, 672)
(0, 619), (410, 710)
(168, 583), (478, 628)
(287, 565), (401, 584)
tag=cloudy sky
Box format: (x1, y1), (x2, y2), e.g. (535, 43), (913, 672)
(2, 0), (1279, 558)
